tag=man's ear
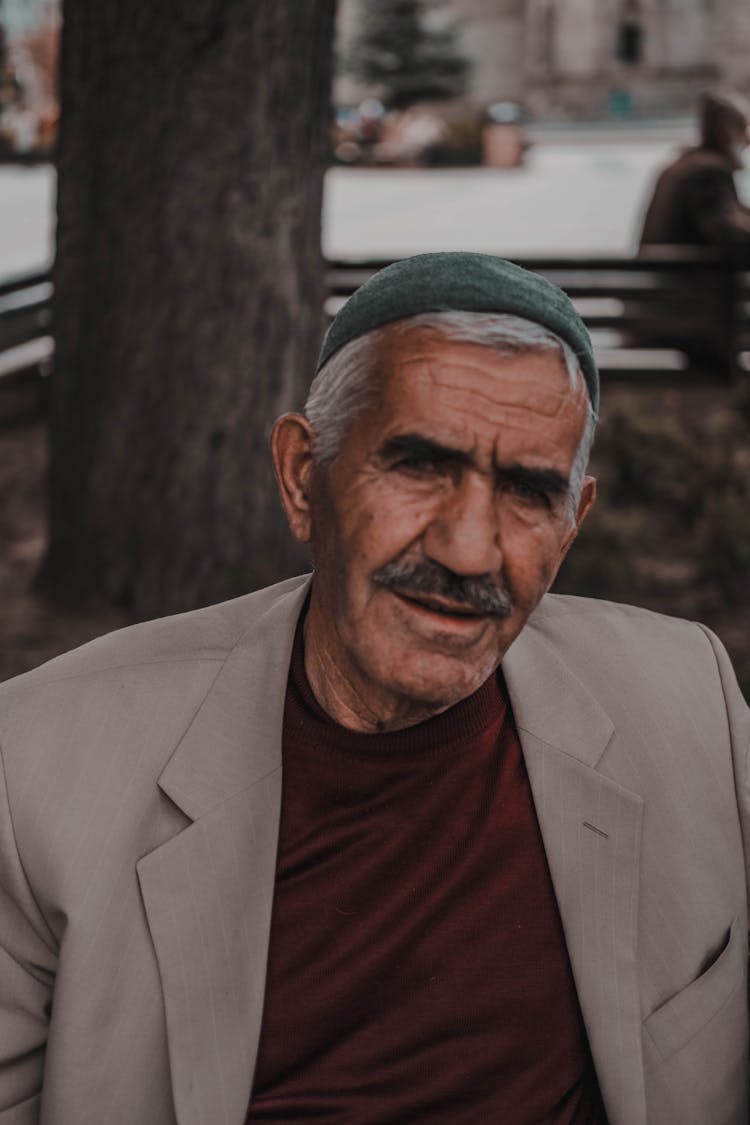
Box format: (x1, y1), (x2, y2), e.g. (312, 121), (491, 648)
(271, 413), (317, 544)
(559, 475), (597, 561)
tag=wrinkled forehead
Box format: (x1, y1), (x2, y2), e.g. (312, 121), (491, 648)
(370, 323), (587, 436)
(372, 320), (573, 398)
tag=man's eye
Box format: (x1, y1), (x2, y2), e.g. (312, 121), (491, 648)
(505, 479), (549, 505)
(396, 457), (439, 475)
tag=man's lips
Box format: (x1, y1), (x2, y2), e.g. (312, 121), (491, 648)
(388, 587), (486, 620)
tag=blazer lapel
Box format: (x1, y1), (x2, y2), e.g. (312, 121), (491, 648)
(137, 576), (311, 1125)
(503, 619), (647, 1125)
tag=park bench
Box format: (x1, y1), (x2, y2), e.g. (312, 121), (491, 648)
(0, 268), (52, 420)
(0, 250), (747, 421)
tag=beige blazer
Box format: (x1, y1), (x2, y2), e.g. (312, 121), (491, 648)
(0, 574), (748, 1125)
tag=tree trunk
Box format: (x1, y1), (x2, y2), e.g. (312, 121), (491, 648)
(40, 0), (335, 618)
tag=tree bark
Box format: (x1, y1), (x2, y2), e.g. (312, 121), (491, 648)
(40, 0), (335, 617)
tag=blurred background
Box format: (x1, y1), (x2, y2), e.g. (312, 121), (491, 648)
(0, 0), (748, 695)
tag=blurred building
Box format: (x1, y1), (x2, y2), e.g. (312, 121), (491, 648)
(336, 0), (750, 119)
(523, 0), (748, 119)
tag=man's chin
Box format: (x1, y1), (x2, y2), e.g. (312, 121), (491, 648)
(361, 643), (503, 715)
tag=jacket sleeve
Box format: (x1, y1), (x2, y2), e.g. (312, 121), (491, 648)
(698, 625), (750, 905)
(0, 744), (57, 1123)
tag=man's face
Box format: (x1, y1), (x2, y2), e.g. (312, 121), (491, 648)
(277, 328), (595, 730)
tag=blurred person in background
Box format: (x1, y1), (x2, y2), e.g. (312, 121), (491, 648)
(639, 89), (750, 262)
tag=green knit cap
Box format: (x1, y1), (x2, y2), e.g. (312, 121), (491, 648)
(318, 251), (599, 415)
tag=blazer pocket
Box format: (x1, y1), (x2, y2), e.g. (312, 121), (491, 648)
(644, 916), (746, 1061)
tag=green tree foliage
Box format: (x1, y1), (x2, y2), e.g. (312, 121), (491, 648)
(347, 0), (469, 109)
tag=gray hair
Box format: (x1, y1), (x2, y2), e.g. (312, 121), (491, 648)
(305, 310), (597, 522)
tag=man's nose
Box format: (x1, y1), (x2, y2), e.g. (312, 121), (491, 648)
(421, 474), (502, 577)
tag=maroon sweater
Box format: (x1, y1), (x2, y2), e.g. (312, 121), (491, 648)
(247, 630), (608, 1122)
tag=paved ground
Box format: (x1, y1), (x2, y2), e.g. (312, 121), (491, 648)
(1, 163), (55, 277)
(7, 131), (750, 278)
(324, 141), (672, 259)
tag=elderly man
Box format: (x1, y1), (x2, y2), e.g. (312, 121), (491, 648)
(639, 89), (750, 260)
(0, 253), (748, 1125)
(637, 90), (750, 369)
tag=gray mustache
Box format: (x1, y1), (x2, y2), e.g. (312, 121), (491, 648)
(372, 559), (512, 618)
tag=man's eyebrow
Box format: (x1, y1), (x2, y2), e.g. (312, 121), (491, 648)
(377, 435), (571, 495)
(496, 462), (570, 495)
(376, 433), (471, 464)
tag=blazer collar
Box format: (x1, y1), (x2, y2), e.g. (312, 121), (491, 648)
(502, 599), (615, 768)
(156, 574), (311, 820)
(161, 586), (614, 817)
